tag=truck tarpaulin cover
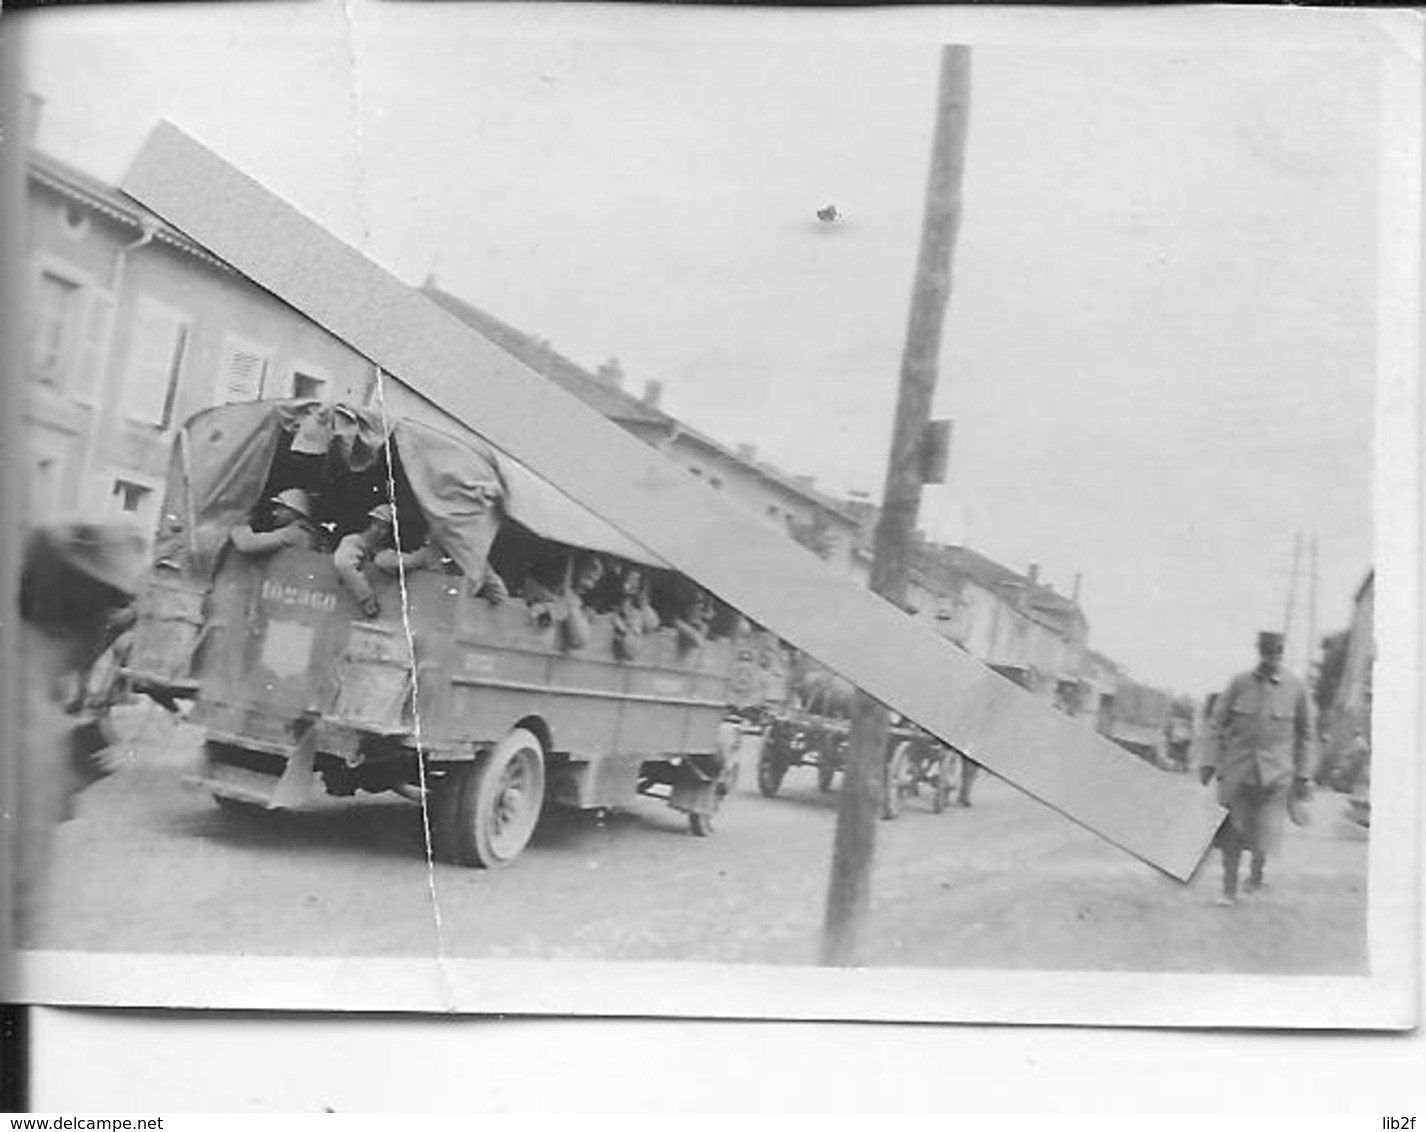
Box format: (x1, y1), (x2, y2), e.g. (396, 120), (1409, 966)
(152, 399), (665, 580)
(398, 414), (669, 570)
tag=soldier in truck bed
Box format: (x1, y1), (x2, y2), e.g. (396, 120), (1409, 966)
(333, 502), (397, 618)
(522, 549), (602, 651)
(230, 488), (323, 556)
(373, 533), (509, 605)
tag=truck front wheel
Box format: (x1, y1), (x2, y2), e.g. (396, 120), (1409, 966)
(443, 728), (546, 868)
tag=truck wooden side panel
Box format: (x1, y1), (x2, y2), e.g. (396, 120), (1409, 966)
(178, 546), (729, 809)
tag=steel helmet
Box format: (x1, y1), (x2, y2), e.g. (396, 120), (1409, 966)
(269, 488), (314, 519)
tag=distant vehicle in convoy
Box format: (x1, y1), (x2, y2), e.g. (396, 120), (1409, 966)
(123, 400), (768, 866)
(1096, 678), (1173, 769)
(754, 658), (959, 819)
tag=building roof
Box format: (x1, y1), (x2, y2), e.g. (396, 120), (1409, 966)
(934, 544), (1086, 627)
(1026, 584), (1088, 629)
(27, 147), (234, 273)
(929, 543), (1027, 595)
(422, 282), (855, 523)
(1082, 647), (1126, 676)
(422, 284), (669, 427)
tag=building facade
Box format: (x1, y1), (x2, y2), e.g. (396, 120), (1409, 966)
(422, 282), (861, 573)
(1322, 569), (1375, 770)
(843, 515), (1093, 707)
(24, 149), (373, 533)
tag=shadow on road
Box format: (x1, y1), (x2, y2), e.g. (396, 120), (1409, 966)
(168, 794), (431, 862)
(164, 784), (713, 865)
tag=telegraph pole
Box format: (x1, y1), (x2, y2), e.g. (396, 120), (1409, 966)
(820, 45), (973, 966)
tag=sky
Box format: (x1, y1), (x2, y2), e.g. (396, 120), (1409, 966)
(16, 3), (1393, 694)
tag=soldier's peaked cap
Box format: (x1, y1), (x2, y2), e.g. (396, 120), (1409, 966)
(1257, 630), (1285, 651)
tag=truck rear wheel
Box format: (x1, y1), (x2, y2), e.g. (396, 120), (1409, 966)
(446, 728), (546, 868)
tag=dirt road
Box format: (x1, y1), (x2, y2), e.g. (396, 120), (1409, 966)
(29, 706), (1369, 973)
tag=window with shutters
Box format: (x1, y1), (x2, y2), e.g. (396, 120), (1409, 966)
(216, 334), (272, 405)
(122, 298), (191, 427)
(29, 266), (86, 389)
(72, 289), (116, 405)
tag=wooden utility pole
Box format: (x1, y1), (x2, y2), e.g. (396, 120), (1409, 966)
(819, 45), (973, 966)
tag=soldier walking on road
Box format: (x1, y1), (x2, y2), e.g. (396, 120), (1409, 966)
(1202, 630), (1313, 906)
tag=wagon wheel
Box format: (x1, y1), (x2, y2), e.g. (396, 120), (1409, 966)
(757, 741), (787, 798)
(445, 727), (546, 867)
(933, 747), (960, 813)
(881, 740), (913, 820)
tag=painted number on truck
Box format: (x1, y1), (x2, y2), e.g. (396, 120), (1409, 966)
(262, 580), (338, 613)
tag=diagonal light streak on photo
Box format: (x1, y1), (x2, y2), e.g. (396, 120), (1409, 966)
(121, 122), (1225, 880)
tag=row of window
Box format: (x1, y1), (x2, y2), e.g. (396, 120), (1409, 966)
(686, 465), (723, 490)
(29, 260), (330, 429)
(687, 463), (825, 533)
(686, 462), (817, 534)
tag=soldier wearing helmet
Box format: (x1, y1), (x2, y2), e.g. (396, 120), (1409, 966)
(333, 502), (397, 619)
(230, 487), (322, 556)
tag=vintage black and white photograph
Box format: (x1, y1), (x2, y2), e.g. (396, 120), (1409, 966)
(3, 3), (1418, 1029)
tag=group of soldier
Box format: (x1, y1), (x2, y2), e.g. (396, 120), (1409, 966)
(229, 487), (487, 619)
(230, 486), (716, 658)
